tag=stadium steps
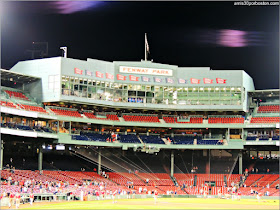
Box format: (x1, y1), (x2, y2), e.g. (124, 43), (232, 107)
(161, 138), (170, 145)
(137, 136), (144, 144)
(159, 119), (165, 123)
(270, 178), (280, 187)
(118, 117), (125, 122)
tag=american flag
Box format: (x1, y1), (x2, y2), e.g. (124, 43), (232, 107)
(166, 78), (174, 84)
(96, 71), (104, 78)
(203, 78), (213, 84)
(142, 76), (150, 82)
(106, 73), (114, 80)
(191, 78), (200, 84)
(129, 75), (139, 81)
(216, 78), (227, 84)
(145, 33), (150, 53)
(154, 77), (162, 83)
(178, 78), (187, 84)
(85, 70), (92, 76)
(117, 74), (126, 80)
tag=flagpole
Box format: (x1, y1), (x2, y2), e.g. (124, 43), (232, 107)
(145, 33), (147, 61)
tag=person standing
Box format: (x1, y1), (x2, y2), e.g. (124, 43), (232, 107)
(154, 190), (158, 204)
(15, 193), (21, 209)
(29, 192), (34, 205)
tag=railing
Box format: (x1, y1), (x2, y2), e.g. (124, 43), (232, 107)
(162, 115), (203, 118)
(46, 106), (78, 111)
(83, 110), (117, 115)
(122, 113), (158, 116)
(208, 115), (243, 118)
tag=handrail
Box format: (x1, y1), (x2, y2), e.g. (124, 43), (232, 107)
(46, 106), (78, 111)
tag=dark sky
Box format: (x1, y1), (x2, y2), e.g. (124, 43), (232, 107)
(1, 1), (279, 90)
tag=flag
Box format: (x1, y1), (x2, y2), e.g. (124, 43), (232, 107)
(142, 76), (150, 82)
(178, 78), (187, 84)
(203, 78), (213, 84)
(154, 77), (162, 83)
(96, 71), (104, 78)
(74, 68), (83, 75)
(166, 78), (174, 84)
(117, 74), (126, 80)
(191, 78), (200, 84)
(106, 73), (114, 80)
(85, 70), (92, 76)
(216, 78), (227, 84)
(129, 75), (139, 81)
(145, 33), (150, 53)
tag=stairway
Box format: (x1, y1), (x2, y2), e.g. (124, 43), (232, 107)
(250, 175), (264, 187)
(137, 136), (144, 144)
(161, 138), (170, 145)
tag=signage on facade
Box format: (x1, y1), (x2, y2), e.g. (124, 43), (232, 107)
(120, 66), (173, 76)
(74, 68), (83, 75)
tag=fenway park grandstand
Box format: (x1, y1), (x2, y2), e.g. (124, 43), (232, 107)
(0, 56), (279, 206)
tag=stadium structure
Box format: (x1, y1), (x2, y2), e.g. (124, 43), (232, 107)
(0, 56), (279, 205)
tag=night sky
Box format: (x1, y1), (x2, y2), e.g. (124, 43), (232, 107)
(1, 1), (279, 90)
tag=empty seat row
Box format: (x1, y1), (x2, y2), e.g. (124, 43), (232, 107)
(209, 117), (244, 124)
(251, 117), (280, 123)
(83, 112), (119, 121)
(119, 135), (141, 144)
(139, 135), (165, 144)
(50, 108), (82, 117)
(4, 90), (30, 100)
(123, 115), (160, 123)
(21, 104), (47, 113)
(258, 105), (280, 113)
(163, 117), (203, 124)
(0, 100), (17, 109)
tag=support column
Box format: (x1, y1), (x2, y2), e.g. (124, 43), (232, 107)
(0, 140), (4, 171)
(238, 151), (243, 174)
(38, 147), (43, 172)
(69, 121), (71, 135)
(170, 150), (174, 177)
(98, 148), (102, 175)
(227, 128), (230, 142)
(206, 149), (210, 174)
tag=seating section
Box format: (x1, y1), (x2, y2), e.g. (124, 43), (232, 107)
(247, 174), (279, 187)
(157, 186), (186, 195)
(168, 135), (199, 145)
(272, 136), (279, 140)
(119, 135), (141, 144)
(208, 117), (244, 124)
(196, 174), (225, 187)
(139, 135), (165, 144)
(50, 108), (82, 118)
(0, 100), (17, 109)
(83, 112), (119, 121)
(243, 174), (263, 187)
(163, 116), (203, 124)
(246, 136), (257, 141)
(1, 170), (279, 196)
(123, 115), (160, 123)
(197, 140), (221, 145)
(73, 133), (111, 142)
(4, 90), (30, 100)
(258, 105), (280, 113)
(108, 172), (145, 186)
(20, 104), (47, 113)
(251, 117), (280, 123)
(173, 174), (195, 186)
(137, 173), (174, 186)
